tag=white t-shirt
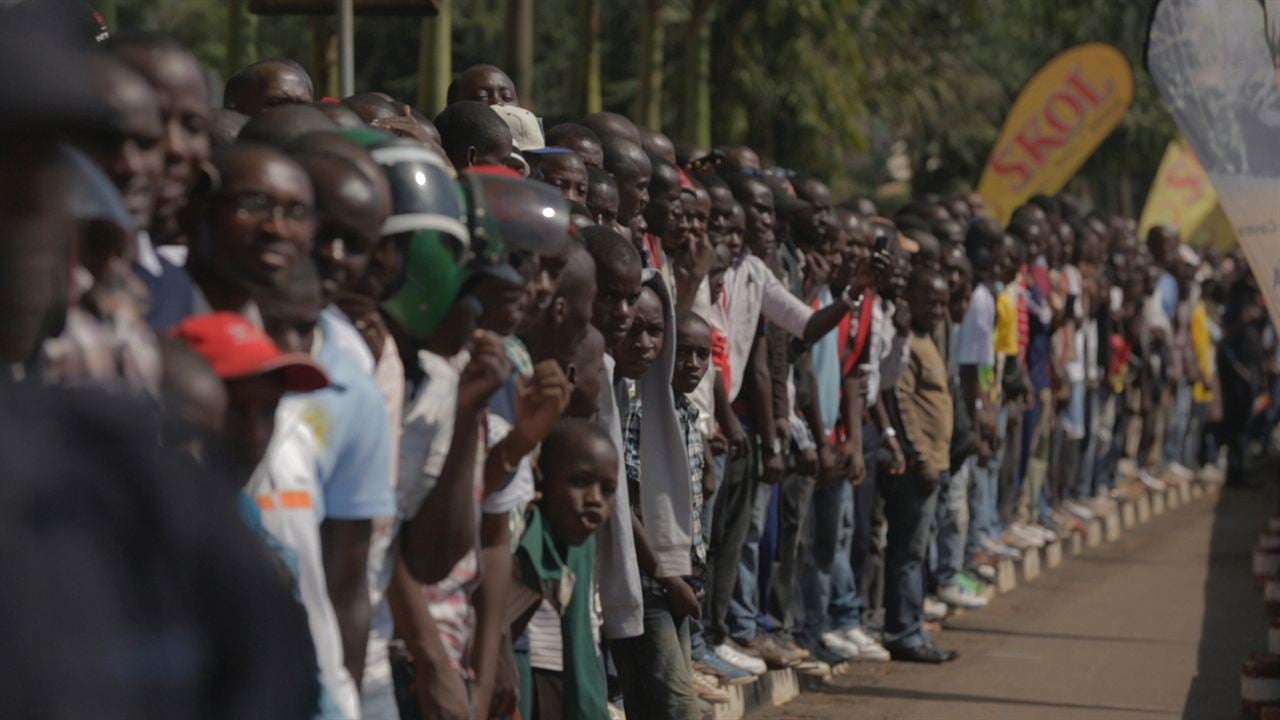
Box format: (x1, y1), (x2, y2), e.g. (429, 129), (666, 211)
(366, 349), (459, 690)
(248, 399), (361, 720)
(957, 284), (996, 368)
(707, 255), (814, 402)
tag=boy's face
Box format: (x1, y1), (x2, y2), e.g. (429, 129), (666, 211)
(592, 259), (643, 350)
(689, 187), (711, 243)
(261, 289), (323, 355)
(539, 153), (589, 206)
(541, 433), (618, 546)
(614, 286), (664, 380)
(673, 319), (712, 395)
(706, 185), (734, 245)
(587, 179), (620, 228)
(910, 276), (950, 334)
(724, 203), (746, 260)
(222, 373), (285, 484)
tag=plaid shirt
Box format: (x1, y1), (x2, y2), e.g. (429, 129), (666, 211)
(675, 394), (706, 574)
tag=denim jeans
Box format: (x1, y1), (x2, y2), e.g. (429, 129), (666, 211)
(726, 466), (774, 643)
(1075, 386), (1103, 499)
(882, 471), (942, 648)
(689, 454), (724, 657)
(1163, 382), (1192, 466)
(965, 459), (998, 566)
(1184, 400), (1208, 469)
(934, 460), (970, 588)
(771, 470), (817, 638)
(612, 591), (698, 720)
(705, 433), (757, 645)
(851, 421), (880, 613)
(798, 475), (861, 645)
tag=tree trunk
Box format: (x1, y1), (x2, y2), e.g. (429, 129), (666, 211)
(502, 0), (535, 107)
(681, 0), (711, 147)
(637, 0), (664, 129)
(226, 0), (246, 80)
(417, 0), (452, 115)
(574, 0), (602, 116)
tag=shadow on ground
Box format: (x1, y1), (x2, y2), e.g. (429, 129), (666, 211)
(1182, 458), (1279, 719)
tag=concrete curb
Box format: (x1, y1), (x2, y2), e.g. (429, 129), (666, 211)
(708, 478), (1219, 720)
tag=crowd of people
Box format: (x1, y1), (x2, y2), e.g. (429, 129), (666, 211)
(6, 3), (1280, 719)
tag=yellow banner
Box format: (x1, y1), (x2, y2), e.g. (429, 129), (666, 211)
(1137, 139), (1219, 242)
(978, 43), (1134, 224)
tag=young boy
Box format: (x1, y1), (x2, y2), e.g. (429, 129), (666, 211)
(610, 280), (700, 720)
(885, 268), (958, 663)
(512, 418), (619, 720)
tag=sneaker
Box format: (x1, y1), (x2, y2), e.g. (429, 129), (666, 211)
(794, 658), (833, 677)
(887, 642), (959, 663)
(1062, 499), (1095, 522)
(713, 641), (767, 676)
(924, 596), (948, 620)
(1139, 470), (1166, 492)
(938, 582), (990, 609)
(841, 627), (891, 662)
(968, 553), (998, 581)
(607, 702), (627, 720)
(955, 571), (986, 593)
(693, 652), (756, 686)
(745, 634), (803, 669)
(692, 671), (731, 704)
(819, 630), (861, 661)
(1167, 462), (1194, 482)
(1003, 527), (1042, 551)
(981, 537), (1023, 559)
(772, 634), (811, 660)
(1008, 523), (1048, 547)
(1031, 523), (1058, 543)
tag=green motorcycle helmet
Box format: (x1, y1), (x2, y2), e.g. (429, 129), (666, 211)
(358, 138), (472, 339)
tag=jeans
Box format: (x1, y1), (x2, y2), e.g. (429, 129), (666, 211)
(798, 475), (861, 644)
(1075, 386), (1103, 499)
(934, 459), (970, 588)
(851, 421), (880, 614)
(997, 403), (1025, 528)
(689, 454), (724, 657)
(1019, 389), (1054, 525)
(882, 471), (942, 648)
(726, 464), (774, 642)
(1185, 400), (1209, 469)
(965, 459), (998, 566)
(771, 470), (817, 638)
(612, 592), (698, 720)
(705, 433), (757, 644)
(1164, 382), (1193, 466)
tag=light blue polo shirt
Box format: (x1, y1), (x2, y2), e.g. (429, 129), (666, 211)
(299, 311), (396, 520)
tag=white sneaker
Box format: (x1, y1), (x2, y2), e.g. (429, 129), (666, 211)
(820, 630), (861, 661)
(692, 671), (731, 704)
(938, 583), (990, 609)
(1167, 462), (1194, 481)
(1062, 500), (1096, 522)
(842, 627), (891, 662)
(714, 642), (767, 676)
(795, 658), (833, 676)
(924, 596), (948, 620)
(1139, 470), (1166, 492)
(1009, 523), (1048, 547)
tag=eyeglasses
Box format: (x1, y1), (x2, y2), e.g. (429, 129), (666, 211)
(215, 191), (314, 224)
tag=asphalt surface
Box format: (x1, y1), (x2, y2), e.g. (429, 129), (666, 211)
(758, 476), (1277, 720)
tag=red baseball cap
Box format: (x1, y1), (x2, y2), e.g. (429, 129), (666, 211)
(172, 313), (329, 392)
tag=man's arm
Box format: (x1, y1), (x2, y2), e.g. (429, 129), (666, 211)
(402, 333), (509, 584)
(471, 512), (515, 719)
(387, 553), (470, 720)
(747, 329), (783, 484)
(713, 370), (748, 457)
(321, 518), (372, 690)
(840, 372), (866, 485)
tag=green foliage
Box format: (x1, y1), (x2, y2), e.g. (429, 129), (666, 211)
(114, 0), (1175, 211)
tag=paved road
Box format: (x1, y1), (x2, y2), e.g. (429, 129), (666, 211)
(758, 478), (1276, 720)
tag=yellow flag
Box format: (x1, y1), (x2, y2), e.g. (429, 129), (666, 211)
(1137, 139), (1221, 243)
(977, 43), (1134, 225)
